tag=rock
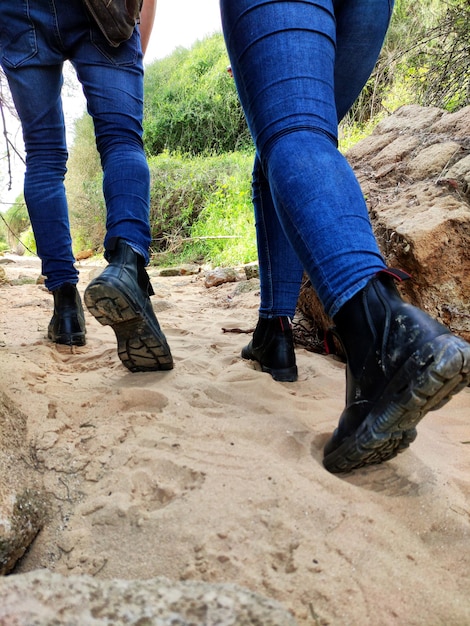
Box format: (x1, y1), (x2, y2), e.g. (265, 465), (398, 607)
(429, 104), (470, 138)
(232, 278), (260, 295)
(0, 392), (48, 575)
(204, 267), (239, 288)
(159, 267), (183, 277)
(75, 249), (94, 261)
(406, 141), (462, 179)
(243, 262), (259, 280)
(0, 570), (299, 626)
(179, 264), (201, 276)
(297, 105), (470, 349)
(0, 266), (8, 285)
(159, 264), (201, 277)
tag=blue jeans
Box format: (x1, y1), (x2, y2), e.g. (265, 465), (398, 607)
(220, 0), (392, 318)
(0, 0), (150, 290)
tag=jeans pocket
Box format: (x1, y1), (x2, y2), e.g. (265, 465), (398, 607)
(90, 26), (139, 66)
(0, 0), (38, 68)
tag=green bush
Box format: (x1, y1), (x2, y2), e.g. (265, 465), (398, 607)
(148, 150), (256, 266)
(1, 198), (31, 251)
(144, 34), (251, 156)
(414, 0), (470, 110)
(20, 226), (37, 256)
(186, 175), (257, 266)
(66, 114), (106, 253)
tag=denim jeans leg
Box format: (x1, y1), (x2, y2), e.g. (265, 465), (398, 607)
(252, 157), (303, 319)
(0, 0), (79, 291)
(334, 0), (394, 118)
(4, 63), (79, 290)
(248, 0), (393, 319)
(221, 0), (387, 318)
(71, 28), (151, 263)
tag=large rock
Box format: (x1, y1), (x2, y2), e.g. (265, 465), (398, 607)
(297, 105), (470, 350)
(0, 391), (48, 575)
(0, 570), (298, 625)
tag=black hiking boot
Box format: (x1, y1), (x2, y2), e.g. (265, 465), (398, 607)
(84, 239), (173, 372)
(242, 316), (298, 382)
(323, 269), (470, 473)
(48, 283), (86, 346)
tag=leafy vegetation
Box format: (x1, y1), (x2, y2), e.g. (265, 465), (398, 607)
(66, 115), (105, 253)
(143, 34), (251, 156)
(0, 199), (31, 254)
(147, 150), (254, 266)
(2, 1), (469, 264)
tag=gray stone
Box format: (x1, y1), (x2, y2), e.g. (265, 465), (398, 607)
(0, 570), (299, 626)
(158, 265), (201, 277)
(243, 262), (259, 280)
(0, 392), (48, 575)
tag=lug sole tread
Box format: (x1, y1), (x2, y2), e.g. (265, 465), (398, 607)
(323, 335), (470, 473)
(84, 282), (173, 373)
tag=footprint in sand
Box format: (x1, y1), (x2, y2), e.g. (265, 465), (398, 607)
(78, 458), (205, 526)
(342, 462), (434, 497)
(106, 387), (169, 414)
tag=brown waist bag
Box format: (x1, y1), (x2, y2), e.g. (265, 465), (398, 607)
(82, 0), (143, 47)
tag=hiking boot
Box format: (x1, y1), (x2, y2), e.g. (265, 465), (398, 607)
(84, 239), (173, 372)
(48, 283), (86, 346)
(242, 316), (298, 382)
(323, 269), (470, 473)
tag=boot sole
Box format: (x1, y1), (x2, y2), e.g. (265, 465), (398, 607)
(323, 334), (470, 473)
(84, 280), (173, 373)
(261, 363), (298, 382)
(48, 331), (86, 347)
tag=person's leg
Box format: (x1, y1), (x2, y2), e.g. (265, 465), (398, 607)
(253, 157), (303, 319)
(251, 0), (394, 311)
(68, 17), (151, 261)
(58, 1), (172, 371)
(0, 19), (77, 290)
(0, 1), (85, 345)
(222, 0), (389, 315)
(242, 0), (394, 380)
(334, 0), (394, 120)
(241, 157), (301, 381)
(222, 0), (387, 307)
(221, 0), (470, 471)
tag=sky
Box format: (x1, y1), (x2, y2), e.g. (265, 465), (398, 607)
(147, 0), (222, 63)
(1, 0), (223, 209)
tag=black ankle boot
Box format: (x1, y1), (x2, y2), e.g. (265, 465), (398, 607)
(323, 269), (470, 473)
(242, 316), (298, 382)
(48, 283), (86, 346)
(84, 239), (173, 372)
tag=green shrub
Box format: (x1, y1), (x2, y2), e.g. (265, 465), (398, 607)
(1, 199), (31, 251)
(148, 150), (256, 266)
(66, 114), (106, 253)
(144, 34), (251, 156)
(20, 226), (37, 256)
(186, 176), (256, 266)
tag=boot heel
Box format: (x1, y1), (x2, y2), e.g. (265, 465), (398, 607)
(48, 283), (86, 347)
(242, 316), (298, 382)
